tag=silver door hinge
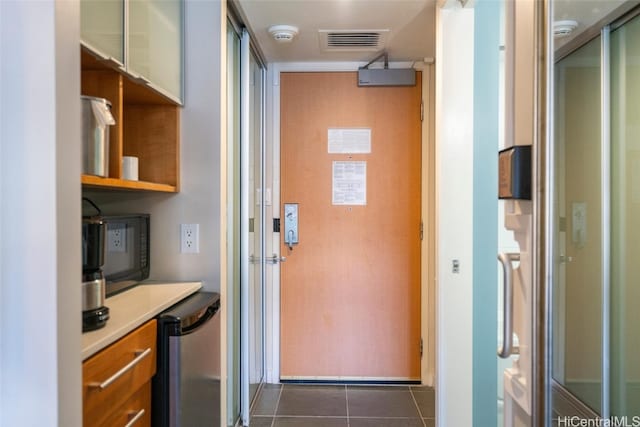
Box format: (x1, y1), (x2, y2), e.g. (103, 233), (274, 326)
(420, 100), (424, 122)
(420, 222), (424, 240)
(420, 338), (423, 357)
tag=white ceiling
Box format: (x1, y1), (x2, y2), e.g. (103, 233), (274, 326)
(554, 0), (629, 49)
(235, 0), (436, 64)
(236, 0), (634, 64)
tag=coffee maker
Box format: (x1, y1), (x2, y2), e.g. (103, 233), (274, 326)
(82, 198), (110, 332)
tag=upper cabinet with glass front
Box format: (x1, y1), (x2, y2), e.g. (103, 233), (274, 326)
(81, 0), (125, 67)
(128, 0), (182, 101)
(80, 0), (183, 103)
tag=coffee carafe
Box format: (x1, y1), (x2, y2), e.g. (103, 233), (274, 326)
(82, 198), (109, 331)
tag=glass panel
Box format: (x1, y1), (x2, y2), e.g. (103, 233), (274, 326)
(553, 36), (602, 413)
(128, 0), (182, 99)
(81, 0), (124, 63)
(248, 52), (264, 404)
(227, 22), (241, 427)
(611, 16), (640, 418)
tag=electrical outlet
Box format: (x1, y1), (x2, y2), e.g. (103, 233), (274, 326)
(108, 224), (127, 253)
(181, 224), (199, 253)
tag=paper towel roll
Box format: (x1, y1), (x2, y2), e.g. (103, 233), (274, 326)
(122, 156), (139, 181)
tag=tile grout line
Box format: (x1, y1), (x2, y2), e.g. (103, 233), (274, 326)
(409, 388), (428, 427)
(345, 385), (350, 427)
(269, 415), (422, 419)
(349, 416), (426, 419)
(249, 382), (264, 415)
(271, 415), (350, 419)
(271, 385), (285, 427)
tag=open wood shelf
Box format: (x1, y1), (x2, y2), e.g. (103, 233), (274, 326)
(81, 175), (177, 193)
(81, 47), (180, 193)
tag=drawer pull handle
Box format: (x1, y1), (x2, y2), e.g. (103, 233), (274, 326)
(89, 348), (152, 390)
(125, 409), (145, 427)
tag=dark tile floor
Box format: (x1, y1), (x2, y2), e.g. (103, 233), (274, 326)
(250, 384), (435, 427)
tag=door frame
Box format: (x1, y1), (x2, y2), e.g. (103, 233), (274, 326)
(264, 61), (436, 386)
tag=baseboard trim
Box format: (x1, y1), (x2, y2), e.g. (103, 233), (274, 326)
(552, 380), (600, 419)
(280, 377), (421, 385)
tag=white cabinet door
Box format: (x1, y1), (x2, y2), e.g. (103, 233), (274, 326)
(128, 0), (182, 101)
(81, 0), (125, 65)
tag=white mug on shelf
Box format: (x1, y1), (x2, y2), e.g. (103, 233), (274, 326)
(122, 156), (139, 181)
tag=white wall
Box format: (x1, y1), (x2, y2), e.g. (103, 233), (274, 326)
(86, 0), (224, 295)
(435, 4), (475, 427)
(0, 1), (82, 425)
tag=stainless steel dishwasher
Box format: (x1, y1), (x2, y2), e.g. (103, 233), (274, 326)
(153, 291), (221, 427)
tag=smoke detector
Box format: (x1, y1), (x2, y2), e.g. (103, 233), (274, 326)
(554, 20), (578, 38)
(268, 25), (299, 43)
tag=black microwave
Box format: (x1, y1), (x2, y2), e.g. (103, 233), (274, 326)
(103, 214), (150, 296)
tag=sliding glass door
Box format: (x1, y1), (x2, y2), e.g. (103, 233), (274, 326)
(228, 20), (266, 427)
(240, 28), (266, 426)
(247, 45), (265, 407)
(610, 15), (640, 418)
(553, 35), (603, 415)
(551, 6), (640, 421)
(226, 20), (241, 427)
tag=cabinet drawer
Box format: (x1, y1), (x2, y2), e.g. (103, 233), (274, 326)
(99, 384), (151, 427)
(83, 320), (156, 426)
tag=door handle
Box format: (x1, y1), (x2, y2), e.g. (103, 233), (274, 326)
(81, 41), (125, 71)
(559, 254), (573, 264)
(124, 409), (145, 427)
(498, 252), (520, 358)
(249, 254), (286, 264)
(88, 348), (152, 390)
(266, 253), (286, 264)
(284, 203), (299, 251)
(287, 230), (295, 251)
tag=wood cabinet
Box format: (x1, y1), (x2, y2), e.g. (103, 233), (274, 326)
(81, 49), (179, 193)
(83, 320), (157, 427)
(80, 0), (183, 103)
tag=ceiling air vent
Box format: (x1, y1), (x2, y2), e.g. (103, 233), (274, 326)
(319, 30), (389, 52)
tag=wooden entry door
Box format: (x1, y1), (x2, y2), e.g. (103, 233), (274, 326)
(280, 72), (422, 380)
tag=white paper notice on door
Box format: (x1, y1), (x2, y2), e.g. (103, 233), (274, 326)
(328, 128), (371, 154)
(332, 161), (367, 205)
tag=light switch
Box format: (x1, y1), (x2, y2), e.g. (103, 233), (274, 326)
(255, 188), (273, 206)
(452, 259), (460, 274)
(265, 188), (272, 206)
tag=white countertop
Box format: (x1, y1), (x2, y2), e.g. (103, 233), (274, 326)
(82, 281), (202, 360)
